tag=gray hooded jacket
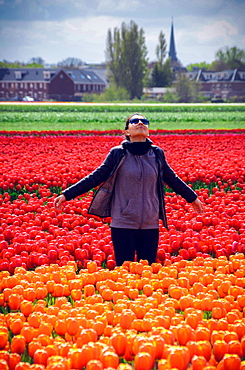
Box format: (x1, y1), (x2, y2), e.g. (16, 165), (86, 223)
(62, 139), (197, 230)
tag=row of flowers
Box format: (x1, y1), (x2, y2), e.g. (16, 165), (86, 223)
(1, 129), (245, 137)
(0, 255), (245, 370)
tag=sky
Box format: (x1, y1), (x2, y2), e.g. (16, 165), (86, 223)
(0, 0), (245, 67)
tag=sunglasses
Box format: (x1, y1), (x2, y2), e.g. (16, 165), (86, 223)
(129, 118), (150, 126)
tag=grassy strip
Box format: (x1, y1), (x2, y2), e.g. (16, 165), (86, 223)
(1, 121), (245, 131)
(0, 104), (245, 131)
(1, 103), (245, 112)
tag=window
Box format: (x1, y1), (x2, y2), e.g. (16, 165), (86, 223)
(43, 71), (51, 79)
(20, 83), (23, 88)
(39, 83), (42, 88)
(86, 75), (91, 80)
(60, 74), (63, 79)
(68, 72), (75, 79)
(15, 71), (22, 79)
(34, 83), (37, 89)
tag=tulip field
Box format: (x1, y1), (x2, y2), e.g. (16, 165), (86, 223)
(0, 104), (245, 370)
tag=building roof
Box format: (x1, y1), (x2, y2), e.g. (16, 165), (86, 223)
(187, 69), (245, 82)
(65, 69), (106, 84)
(168, 19), (177, 61)
(0, 68), (106, 84)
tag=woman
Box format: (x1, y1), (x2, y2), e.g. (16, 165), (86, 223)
(54, 113), (204, 265)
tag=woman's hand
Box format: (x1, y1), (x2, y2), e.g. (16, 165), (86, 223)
(54, 194), (66, 211)
(191, 197), (204, 214)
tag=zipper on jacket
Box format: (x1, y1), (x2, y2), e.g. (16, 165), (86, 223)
(139, 156), (144, 228)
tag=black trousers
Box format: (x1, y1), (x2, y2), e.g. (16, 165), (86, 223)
(111, 227), (159, 266)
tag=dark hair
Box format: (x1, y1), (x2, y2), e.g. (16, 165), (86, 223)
(124, 113), (146, 141)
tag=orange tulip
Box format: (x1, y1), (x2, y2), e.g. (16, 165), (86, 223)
(100, 350), (119, 368)
(9, 353), (21, 370)
(33, 348), (49, 366)
(119, 309), (136, 330)
(9, 318), (24, 335)
(191, 355), (207, 370)
(223, 353), (241, 370)
(0, 330), (8, 349)
(55, 319), (67, 336)
(0, 359), (9, 370)
(20, 300), (33, 317)
(69, 348), (86, 369)
(10, 335), (26, 355)
(86, 359), (103, 370)
(28, 340), (43, 358)
(134, 351), (153, 370)
(151, 335), (164, 359)
(66, 318), (79, 337)
(213, 340), (228, 362)
(110, 332), (127, 356)
(84, 285), (95, 297)
(8, 294), (22, 311)
(87, 261), (98, 273)
(227, 340), (242, 357)
(167, 346), (190, 370)
(15, 362), (31, 370)
(175, 323), (193, 346)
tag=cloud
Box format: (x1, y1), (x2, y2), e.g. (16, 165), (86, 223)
(0, 15), (123, 63)
(197, 20), (238, 42)
(0, 0), (244, 65)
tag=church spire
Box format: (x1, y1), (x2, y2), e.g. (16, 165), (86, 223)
(169, 18), (177, 61)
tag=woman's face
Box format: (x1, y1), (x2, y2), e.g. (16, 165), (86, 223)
(125, 114), (149, 142)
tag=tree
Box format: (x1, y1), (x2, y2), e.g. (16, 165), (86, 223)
(148, 31), (172, 87)
(156, 31), (167, 66)
(82, 85), (130, 102)
(174, 72), (202, 103)
(57, 57), (85, 69)
(210, 46), (245, 71)
(187, 62), (211, 71)
(28, 57), (45, 65)
(106, 20), (148, 99)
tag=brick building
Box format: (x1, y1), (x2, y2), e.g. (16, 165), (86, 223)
(0, 67), (107, 101)
(187, 69), (245, 100)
